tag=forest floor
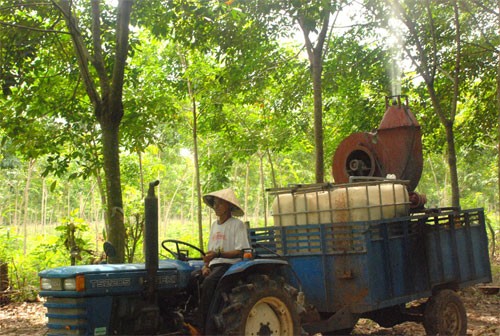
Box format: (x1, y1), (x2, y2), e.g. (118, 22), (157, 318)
(0, 285), (498, 336)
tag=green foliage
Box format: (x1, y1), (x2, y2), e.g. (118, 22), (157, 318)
(31, 235), (71, 271)
(161, 220), (210, 254)
(54, 210), (96, 265)
(0, 227), (22, 263)
(9, 253), (41, 302)
(322, 30), (392, 161)
(0, 227), (64, 301)
(123, 197), (146, 263)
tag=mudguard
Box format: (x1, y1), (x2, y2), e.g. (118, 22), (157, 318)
(221, 259), (292, 281)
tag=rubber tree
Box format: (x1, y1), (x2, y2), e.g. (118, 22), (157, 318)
(244, 0), (353, 184)
(294, 2), (333, 183)
(460, 0), (500, 256)
(380, 0), (464, 208)
(56, 0), (134, 263)
(134, 0), (306, 243)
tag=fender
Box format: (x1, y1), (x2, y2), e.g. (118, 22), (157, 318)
(221, 258), (291, 281)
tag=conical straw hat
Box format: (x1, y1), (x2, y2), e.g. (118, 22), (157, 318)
(203, 188), (244, 217)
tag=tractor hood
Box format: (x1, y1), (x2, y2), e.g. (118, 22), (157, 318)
(39, 259), (203, 297)
(39, 259), (198, 278)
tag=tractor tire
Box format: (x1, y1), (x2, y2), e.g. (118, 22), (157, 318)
(210, 274), (301, 335)
(423, 289), (467, 336)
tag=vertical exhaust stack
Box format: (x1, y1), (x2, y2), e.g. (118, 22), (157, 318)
(332, 95), (423, 192)
(145, 180), (160, 302)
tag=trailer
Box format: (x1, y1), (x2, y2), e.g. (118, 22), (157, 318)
(251, 181), (491, 334)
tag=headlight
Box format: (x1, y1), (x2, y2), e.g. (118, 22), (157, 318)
(63, 278), (76, 290)
(40, 278), (62, 290)
(40, 275), (85, 291)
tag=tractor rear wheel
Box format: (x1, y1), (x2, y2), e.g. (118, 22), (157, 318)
(211, 274), (301, 335)
(423, 289), (467, 336)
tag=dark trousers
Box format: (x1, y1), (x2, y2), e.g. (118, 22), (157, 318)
(199, 263), (230, 328)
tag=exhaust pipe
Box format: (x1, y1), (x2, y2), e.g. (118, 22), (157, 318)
(145, 180), (160, 302)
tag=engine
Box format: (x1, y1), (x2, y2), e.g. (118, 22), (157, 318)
(332, 95), (423, 191)
(332, 95), (426, 209)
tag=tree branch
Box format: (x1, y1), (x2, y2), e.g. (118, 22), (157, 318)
(315, 6), (331, 57)
(450, 0), (461, 124)
(110, 0), (133, 115)
(0, 20), (69, 34)
(53, 0), (101, 111)
(91, 0), (110, 99)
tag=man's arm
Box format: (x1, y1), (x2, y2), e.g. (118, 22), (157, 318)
(203, 249), (242, 264)
(202, 249), (242, 276)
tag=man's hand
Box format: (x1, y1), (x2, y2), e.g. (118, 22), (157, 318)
(201, 265), (211, 277)
(203, 250), (217, 264)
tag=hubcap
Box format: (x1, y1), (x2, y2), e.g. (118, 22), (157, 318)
(442, 301), (461, 333)
(245, 297), (293, 336)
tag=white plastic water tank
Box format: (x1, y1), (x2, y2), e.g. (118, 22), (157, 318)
(271, 181), (409, 226)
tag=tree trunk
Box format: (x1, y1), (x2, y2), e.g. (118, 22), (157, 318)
(89, 182), (100, 253)
(190, 87), (203, 249)
(427, 86), (460, 208)
(165, 171), (188, 227)
(179, 50), (204, 249)
(94, 170), (108, 230)
(22, 158), (35, 255)
(395, 0), (462, 208)
(266, 149), (277, 188)
(190, 171), (195, 224)
(41, 178), (47, 235)
(297, 9), (330, 184)
(444, 122), (460, 208)
(138, 151), (144, 198)
(101, 122), (125, 263)
(67, 182), (71, 218)
(245, 162), (250, 222)
(79, 192), (84, 219)
(427, 155), (439, 202)
(259, 152), (267, 226)
(312, 51), (324, 183)
(253, 160), (262, 221)
(14, 183), (19, 230)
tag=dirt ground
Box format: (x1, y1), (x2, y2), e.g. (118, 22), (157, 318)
(0, 285), (498, 336)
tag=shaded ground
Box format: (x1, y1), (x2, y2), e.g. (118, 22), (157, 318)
(0, 301), (47, 336)
(352, 286), (500, 336)
(0, 285), (498, 336)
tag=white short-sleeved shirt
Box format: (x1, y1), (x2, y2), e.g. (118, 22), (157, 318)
(207, 217), (250, 267)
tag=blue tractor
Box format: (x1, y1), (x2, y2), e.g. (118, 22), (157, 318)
(39, 180), (303, 336)
(39, 96), (492, 335)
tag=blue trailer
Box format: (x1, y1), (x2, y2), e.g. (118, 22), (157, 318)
(249, 181), (492, 335)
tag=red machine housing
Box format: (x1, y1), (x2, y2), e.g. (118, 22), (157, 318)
(331, 95), (423, 192)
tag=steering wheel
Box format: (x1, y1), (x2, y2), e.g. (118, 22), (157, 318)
(161, 239), (205, 261)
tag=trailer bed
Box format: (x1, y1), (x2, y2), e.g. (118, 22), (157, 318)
(249, 208), (491, 313)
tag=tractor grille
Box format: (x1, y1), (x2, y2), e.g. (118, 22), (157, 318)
(44, 297), (88, 335)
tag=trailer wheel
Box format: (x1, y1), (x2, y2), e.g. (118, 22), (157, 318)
(210, 274), (301, 335)
(423, 289), (467, 336)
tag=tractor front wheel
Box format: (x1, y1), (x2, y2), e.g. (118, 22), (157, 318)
(211, 274), (301, 335)
(423, 289), (467, 336)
